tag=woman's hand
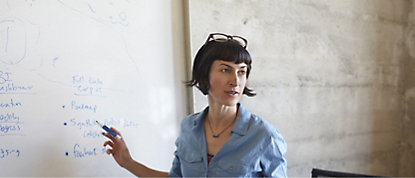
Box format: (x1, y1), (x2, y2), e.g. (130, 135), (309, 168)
(102, 127), (168, 177)
(102, 127), (133, 168)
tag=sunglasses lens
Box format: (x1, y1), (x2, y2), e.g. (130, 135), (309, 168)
(232, 37), (247, 48)
(211, 34), (228, 42)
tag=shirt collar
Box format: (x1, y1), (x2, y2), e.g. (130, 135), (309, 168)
(192, 103), (251, 136)
(231, 103), (250, 136)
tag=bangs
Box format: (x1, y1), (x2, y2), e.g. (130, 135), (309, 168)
(205, 40), (252, 65)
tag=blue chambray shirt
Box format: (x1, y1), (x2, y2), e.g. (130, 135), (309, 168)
(168, 103), (287, 177)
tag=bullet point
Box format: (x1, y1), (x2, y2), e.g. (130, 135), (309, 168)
(64, 122), (67, 126)
(65, 152), (68, 156)
(62, 105), (65, 108)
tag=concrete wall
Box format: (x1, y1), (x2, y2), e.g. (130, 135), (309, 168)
(187, 0), (414, 177)
(401, 0), (415, 176)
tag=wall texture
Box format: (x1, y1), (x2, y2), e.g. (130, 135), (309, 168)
(401, 1), (415, 176)
(188, 0), (414, 177)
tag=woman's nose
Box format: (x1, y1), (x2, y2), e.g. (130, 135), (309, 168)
(229, 73), (239, 86)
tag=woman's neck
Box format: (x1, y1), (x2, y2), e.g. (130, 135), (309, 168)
(206, 98), (238, 127)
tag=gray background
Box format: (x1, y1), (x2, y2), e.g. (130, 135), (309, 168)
(188, 0), (415, 177)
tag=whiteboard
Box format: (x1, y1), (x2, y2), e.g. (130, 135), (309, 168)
(0, 0), (187, 176)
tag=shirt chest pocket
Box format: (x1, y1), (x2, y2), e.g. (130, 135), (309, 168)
(178, 151), (205, 177)
(215, 159), (262, 177)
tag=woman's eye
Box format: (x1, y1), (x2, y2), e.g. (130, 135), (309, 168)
(220, 69), (228, 73)
(239, 71), (246, 75)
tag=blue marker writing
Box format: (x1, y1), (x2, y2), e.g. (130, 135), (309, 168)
(96, 121), (118, 138)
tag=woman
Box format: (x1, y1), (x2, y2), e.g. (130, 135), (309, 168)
(103, 33), (287, 177)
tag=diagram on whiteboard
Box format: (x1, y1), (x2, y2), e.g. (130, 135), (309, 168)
(0, 17), (26, 65)
(0, 16), (40, 66)
(0, 0), (142, 95)
(0, 0), (145, 159)
(0, 1), (182, 176)
(58, 0), (130, 26)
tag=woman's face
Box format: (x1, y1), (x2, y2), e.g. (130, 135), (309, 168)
(208, 60), (247, 107)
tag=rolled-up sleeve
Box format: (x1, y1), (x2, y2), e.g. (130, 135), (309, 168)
(260, 129), (288, 177)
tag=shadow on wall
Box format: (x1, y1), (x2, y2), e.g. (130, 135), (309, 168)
(369, 1), (414, 177)
(399, 0), (415, 176)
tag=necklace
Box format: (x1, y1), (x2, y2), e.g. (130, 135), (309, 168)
(206, 117), (235, 138)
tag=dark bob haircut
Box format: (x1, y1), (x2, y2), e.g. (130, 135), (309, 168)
(186, 39), (256, 97)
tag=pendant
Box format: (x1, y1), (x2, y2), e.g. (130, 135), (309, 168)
(213, 134), (219, 138)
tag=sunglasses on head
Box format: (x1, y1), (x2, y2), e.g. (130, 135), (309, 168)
(205, 33), (248, 49)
